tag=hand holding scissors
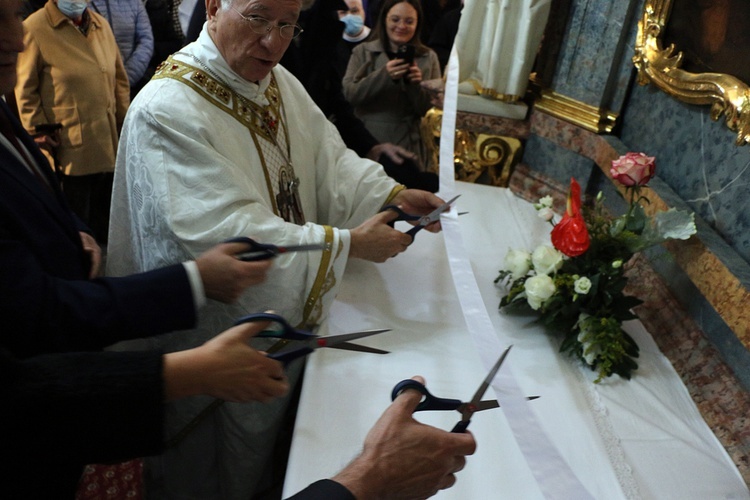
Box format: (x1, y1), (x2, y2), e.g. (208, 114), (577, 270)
(224, 236), (327, 261)
(391, 346), (537, 432)
(234, 312), (391, 365)
(380, 194), (460, 240)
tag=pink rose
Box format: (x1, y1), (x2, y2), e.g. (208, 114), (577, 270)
(610, 152), (656, 187)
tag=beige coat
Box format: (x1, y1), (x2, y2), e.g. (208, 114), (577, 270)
(15, 1), (129, 176)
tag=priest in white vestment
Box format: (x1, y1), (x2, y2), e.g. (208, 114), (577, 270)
(106, 0), (445, 497)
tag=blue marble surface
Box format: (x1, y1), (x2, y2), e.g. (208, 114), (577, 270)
(552, 0), (639, 112)
(621, 84), (750, 270)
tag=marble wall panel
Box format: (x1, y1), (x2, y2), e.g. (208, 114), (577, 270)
(621, 84), (750, 267)
(552, 0), (639, 112)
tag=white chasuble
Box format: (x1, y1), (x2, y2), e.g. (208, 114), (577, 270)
(106, 28), (400, 499)
(456, 0), (552, 101)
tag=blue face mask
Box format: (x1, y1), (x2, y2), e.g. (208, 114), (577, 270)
(57, 0), (88, 18)
(340, 13), (364, 36)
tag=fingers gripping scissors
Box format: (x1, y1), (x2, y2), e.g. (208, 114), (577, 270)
(224, 236), (327, 261)
(380, 194), (461, 239)
(391, 345), (537, 433)
(234, 312), (391, 365)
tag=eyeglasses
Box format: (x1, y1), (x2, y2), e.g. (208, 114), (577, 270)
(231, 8), (304, 40)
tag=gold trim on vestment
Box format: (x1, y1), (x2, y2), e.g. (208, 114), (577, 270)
(385, 184), (406, 204)
(302, 226), (336, 327)
(153, 57), (293, 216)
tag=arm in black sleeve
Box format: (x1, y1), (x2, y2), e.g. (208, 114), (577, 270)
(0, 346), (165, 496)
(0, 224), (196, 357)
(285, 479), (356, 500)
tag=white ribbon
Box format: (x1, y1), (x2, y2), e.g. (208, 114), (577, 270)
(439, 46), (594, 499)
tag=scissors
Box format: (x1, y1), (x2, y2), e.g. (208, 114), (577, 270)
(380, 194), (461, 239)
(391, 345), (537, 433)
(234, 312), (391, 365)
(224, 236), (327, 261)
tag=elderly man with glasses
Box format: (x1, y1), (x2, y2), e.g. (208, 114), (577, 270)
(107, 0), (447, 497)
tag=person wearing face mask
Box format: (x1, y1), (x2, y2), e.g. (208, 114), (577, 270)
(15, 0), (129, 244)
(339, 0), (370, 44)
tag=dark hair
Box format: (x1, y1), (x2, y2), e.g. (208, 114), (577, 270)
(373, 0), (429, 55)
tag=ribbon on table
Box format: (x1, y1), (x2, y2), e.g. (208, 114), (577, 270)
(438, 46), (594, 500)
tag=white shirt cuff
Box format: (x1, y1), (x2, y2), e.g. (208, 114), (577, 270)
(183, 261), (206, 310)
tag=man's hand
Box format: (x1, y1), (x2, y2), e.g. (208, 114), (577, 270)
(366, 143), (417, 165)
(332, 376), (477, 499)
(79, 231), (102, 279)
(388, 189), (447, 234)
(163, 320), (289, 403)
(195, 241), (273, 303)
(349, 210), (413, 262)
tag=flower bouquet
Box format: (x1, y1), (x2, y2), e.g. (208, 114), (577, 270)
(496, 153), (697, 381)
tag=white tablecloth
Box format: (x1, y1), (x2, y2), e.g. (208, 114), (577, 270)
(283, 182), (748, 499)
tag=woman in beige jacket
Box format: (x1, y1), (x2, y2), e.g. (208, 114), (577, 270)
(15, 0), (129, 242)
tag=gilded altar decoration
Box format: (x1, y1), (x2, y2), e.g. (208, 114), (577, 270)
(633, 0), (750, 146)
(496, 154), (697, 381)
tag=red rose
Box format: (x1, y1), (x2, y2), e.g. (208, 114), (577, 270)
(610, 152), (656, 187)
(551, 178), (590, 257)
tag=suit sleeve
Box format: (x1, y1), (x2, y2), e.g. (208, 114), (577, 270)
(0, 223), (197, 358)
(0, 346), (165, 476)
(285, 479), (355, 500)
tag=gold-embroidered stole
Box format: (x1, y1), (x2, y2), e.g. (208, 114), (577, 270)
(154, 57), (306, 224)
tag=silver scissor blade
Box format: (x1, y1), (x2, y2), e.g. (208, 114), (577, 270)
(420, 194), (461, 225)
(319, 328), (391, 348)
(467, 345), (513, 408)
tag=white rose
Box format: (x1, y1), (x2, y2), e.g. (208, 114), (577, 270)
(531, 245), (564, 275)
(574, 276), (592, 294)
(504, 249), (531, 279)
(537, 195), (553, 208)
(524, 274), (556, 310)
(537, 207), (554, 222)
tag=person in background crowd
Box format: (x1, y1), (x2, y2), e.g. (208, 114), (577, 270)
(362, 0), (442, 42)
(91, 0), (154, 98)
(338, 0), (370, 48)
(15, 0), (130, 243)
(427, 1), (461, 71)
(282, 0), (438, 191)
(343, 0), (441, 172)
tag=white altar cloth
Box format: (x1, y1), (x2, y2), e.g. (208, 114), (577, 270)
(282, 182), (748, 499)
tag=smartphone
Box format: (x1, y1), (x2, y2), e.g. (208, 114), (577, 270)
(34, 123), (62, 135)
(396, 44), (415, 65)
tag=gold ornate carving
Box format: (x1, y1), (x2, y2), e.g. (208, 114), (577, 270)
(421, 108), (522, 187)
(633, 0), (750, 146)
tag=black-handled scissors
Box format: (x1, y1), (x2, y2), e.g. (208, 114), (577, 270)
(234, 312), (391, 365)
(380, 194), (461, 239)
(391, 345), (537, 433)
(224, 236), (327, 261)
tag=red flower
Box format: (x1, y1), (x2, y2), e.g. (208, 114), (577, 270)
(551, 178), (590, 257)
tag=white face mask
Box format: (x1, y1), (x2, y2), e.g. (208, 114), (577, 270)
(57, 0), (88, 18)
(340, 13), (364, 36)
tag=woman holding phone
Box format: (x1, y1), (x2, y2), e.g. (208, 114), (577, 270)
(343, 0), (441, 171)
